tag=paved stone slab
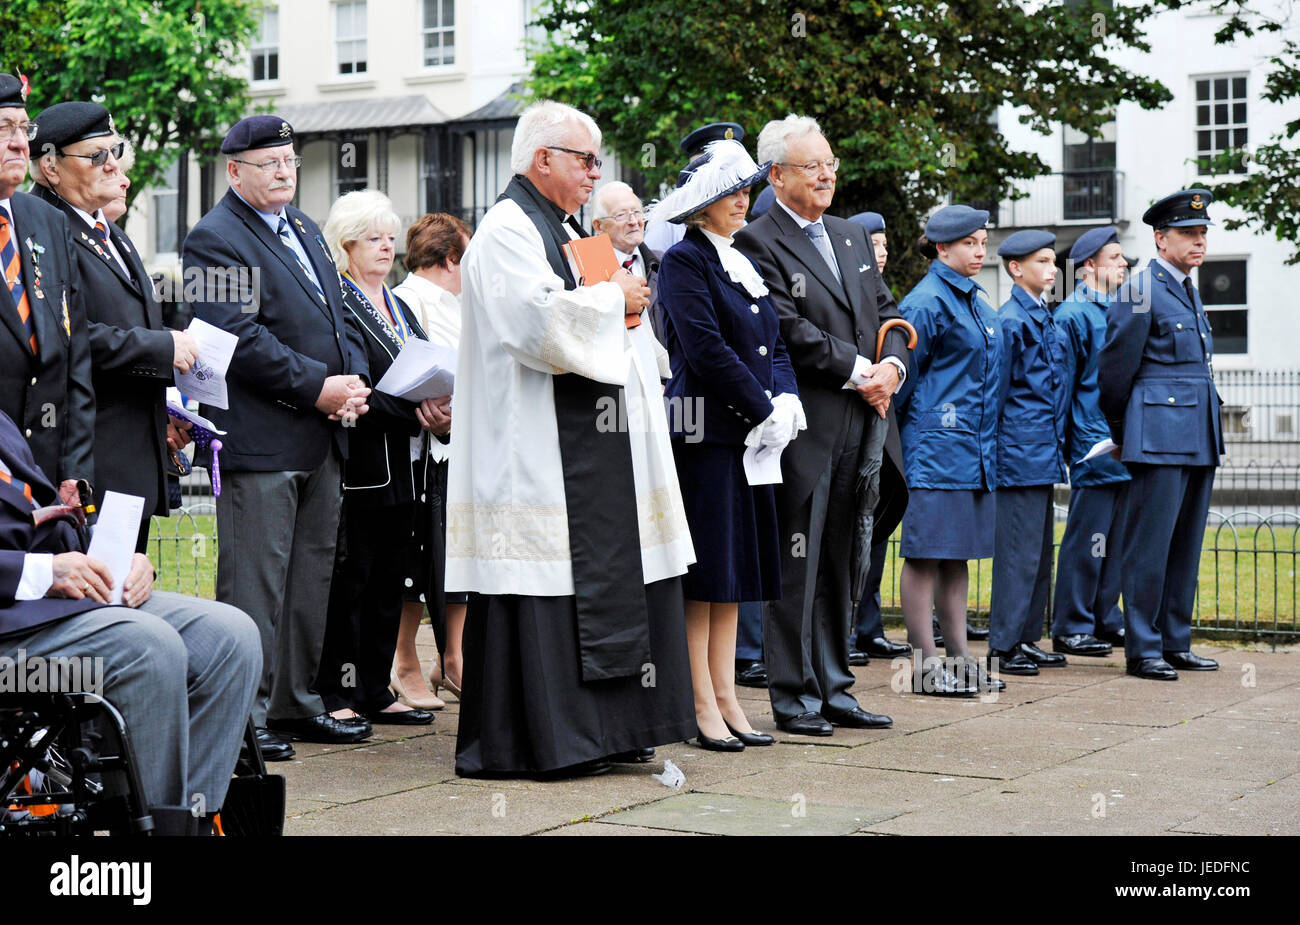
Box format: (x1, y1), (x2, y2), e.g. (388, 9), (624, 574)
(1172, 772), (1300, 835)
(277, 731), (459, 805)
(538, 821), (705, 836)
(908, 712), (1149, 750)
(699, 762), (995, 812)
(1065, 717), (1300, 781)
(817, 726), (1092, 780)
(602, 791), (897, 835)
(1212, 684), (1300, 723)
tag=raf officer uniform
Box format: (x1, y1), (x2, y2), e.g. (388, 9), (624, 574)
(1099, 189), (1222, 680)
(30, 102), (175, 551)
(988, 230), (1071, 674)
(1050, 226), (1130, 655)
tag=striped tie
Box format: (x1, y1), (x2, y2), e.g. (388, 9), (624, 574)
(93, 221), (110, 246)
(0, 206), (37, 355)
(0, 457), (34, 504)
(277, 217), (325, 301)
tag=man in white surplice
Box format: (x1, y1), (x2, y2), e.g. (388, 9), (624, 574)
(446, 101), (697, 779)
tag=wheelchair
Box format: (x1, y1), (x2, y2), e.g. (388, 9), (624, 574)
(1, 692), (284, 836)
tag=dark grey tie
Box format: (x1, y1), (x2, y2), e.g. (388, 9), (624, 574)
(804, 222), (841, 283)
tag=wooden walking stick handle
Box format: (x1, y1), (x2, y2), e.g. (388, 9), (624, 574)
(876, 318), (918, 362)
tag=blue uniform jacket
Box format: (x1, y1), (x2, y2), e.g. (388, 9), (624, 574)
(1098, 259), (1223, 467)
(896, 260), (1002, 490)
(995, 285), (1069, 487)
(658, 227), (798, 444)
(1055, 283), (1130, 486)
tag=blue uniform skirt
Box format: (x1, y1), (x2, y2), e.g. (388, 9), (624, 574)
(900, 487), (997, 560)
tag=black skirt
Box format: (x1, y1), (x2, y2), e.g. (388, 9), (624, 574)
(454, 576), (697, 777)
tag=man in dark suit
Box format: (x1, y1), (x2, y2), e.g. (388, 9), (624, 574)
(591, 181), (664, 343)
(0, 75), (95, 504)
(0, 407), (259, 834)
(182, 115), (371, 757)
(1099, 188), (1223, 681)
(735, 115), (910, 735)
(28, 102), (198, 552)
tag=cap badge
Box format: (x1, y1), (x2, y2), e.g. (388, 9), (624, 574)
(1190, 194), (1204, 210)
(16, 71), (29, 102)
(279, 121), (291, 138)
(724, 127), (734, 140)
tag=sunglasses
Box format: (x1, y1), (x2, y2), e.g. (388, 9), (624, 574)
(58, 141), (126, 167)
(546, 146), (602, 171)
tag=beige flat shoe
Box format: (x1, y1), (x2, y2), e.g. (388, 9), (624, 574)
(389, 669), (445, 710)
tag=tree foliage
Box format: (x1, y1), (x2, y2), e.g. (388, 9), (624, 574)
(0, 0), (260, 216)
(528, 0), (1173, 290)
(1206, 0), (1300, 264)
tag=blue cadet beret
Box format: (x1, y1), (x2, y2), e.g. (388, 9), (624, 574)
(32, 102), (114, 151)
(750, 184), (775, 219)
(848, 211), (886, 235)
(680, 122), (744, 156)
(924, 204), (989, 244)
(0, 73), (28, 109)
(221, 115), (295, 154)
(1142, 188), (1213, 228)
(1069, 226), (1119, 265)
(997, 229), (1056, 259)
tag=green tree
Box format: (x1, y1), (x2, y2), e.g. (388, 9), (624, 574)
(0, 0), (260, 217)
(528, 0), (1173, 290)
(1206, 0), (1300, 264)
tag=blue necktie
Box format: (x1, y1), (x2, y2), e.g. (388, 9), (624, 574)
(804, 222), (841, 284)
(277, 217), (324, 301)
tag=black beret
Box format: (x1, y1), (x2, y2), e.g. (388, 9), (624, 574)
(0, 73), (29, 110)
(680, 122), (744, 156)
(221, 115), (295, 154)
(997, 229), (1056, 259)
(32, 102), (113, 151)
(1142, 188), (1214, 228)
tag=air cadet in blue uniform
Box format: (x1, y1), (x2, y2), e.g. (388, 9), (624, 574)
(895, 204), (1002, 696)
(987, 230), (1070, 676)
(1099, 189), (1223, 680)
(1050, 226), (1130, 656)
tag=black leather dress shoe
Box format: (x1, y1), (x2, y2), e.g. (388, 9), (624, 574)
(367, 707), (436, 725)
(915, 661), (978, 697)
(966, 624), (990, 641)
(696, 731), (745, 752)
(609, 747), (656, 762)
(1052, 633), (1113, 657)
(1019, 641), (1067, 667)
(1163, 650), (1219, 671)
(1096, 627), (1126, 646)
(960, 658), (1006, 692)
(987, 647), (1039, 675)
(776, 712), (833, 736)
(735, 659), (769, 688)
(848, 646), (869, 666)
(1127, 657), (1178, 681)
(823, 706), (893, 729)
(268, 712), (373, 743)
(246, 727), (295, 762)
(862, 635), (912, 658)
(725, 721), (774, 746)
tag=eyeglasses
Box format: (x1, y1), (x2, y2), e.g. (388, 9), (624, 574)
(606, 208), (644, 223)
(546, 146), (602, 170)
(777, 157), (841, 176)
(231, 155), (303, 172)
(58, 141), (126, 167)
(0, 120), (37, 142)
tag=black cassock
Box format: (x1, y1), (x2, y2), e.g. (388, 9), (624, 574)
(453, 176), (696, 777)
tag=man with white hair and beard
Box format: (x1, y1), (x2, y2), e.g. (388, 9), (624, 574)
(447, 100), (697, 779)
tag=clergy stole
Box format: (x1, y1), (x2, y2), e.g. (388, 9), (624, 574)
(499, 175), (651, 681)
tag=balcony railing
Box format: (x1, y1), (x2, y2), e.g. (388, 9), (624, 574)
(996, 168), (1126, 228)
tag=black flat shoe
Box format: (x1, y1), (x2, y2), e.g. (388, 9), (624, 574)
(1052, 633), (1113, 657)
(1127, 657), (1178, 681)
(1163, 650), (1219, 671)
(724, 721), (774, 746)
(246, 727), (295, 762)
(1096, 627), (1126, 646)
(862, 635), (912, 658)
(609, 747), (656, 762)
(268, 712), (373, 744)
(914, 661), (978, 697)
(1019, 641), (1067, 667)
(966, 625), (990, 641)
(987, 647), (1039, 676)
(735, 659), (769, 688)
(956, 656), (1006, 692)
(534, 759), (613, 780)
(366, 707), (436, 725)
(696, 731), (745, 752)
(848, 646), (869, 666)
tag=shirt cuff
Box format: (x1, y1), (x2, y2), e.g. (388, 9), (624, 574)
(17, 553), (54, 601)
(842, 355), (873, 390)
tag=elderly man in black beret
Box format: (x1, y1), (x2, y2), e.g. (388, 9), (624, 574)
(29, 101), (198, 552)
(0, 75), (95, 503)
(182, 115), (372, 758)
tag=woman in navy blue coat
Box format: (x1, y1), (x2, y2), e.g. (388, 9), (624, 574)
(650, 139), (802, 751)
(895, 205), (1002, 696)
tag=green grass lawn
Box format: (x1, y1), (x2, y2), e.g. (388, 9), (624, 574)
(149, 512), (1298, 630)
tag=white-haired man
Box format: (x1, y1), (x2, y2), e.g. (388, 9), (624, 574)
(591, 181), (664, 342)
(735, 114), (911, 736)
(446, 100), (697, 779)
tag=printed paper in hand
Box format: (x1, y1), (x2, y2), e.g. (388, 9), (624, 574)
(743, 442), (784, 485)
(175, 318), (238, 410)
(86, 491), (146, 605)
(1080, 438), (1118, 464)
(375, 339), (457, 402)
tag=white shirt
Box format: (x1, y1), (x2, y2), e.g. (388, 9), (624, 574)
(613, 247), (644, 279)
(444, 197), (694, 595)
(70, 204), (129, 277)
(393, 273), (461, 463)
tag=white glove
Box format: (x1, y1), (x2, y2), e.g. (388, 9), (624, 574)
(759, 404), (793, 448)
(771, 392), (807, 441)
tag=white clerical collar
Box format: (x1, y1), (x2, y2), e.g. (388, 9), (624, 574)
(1155, 256), (1188, 284)
(776, 196), (822, 230)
